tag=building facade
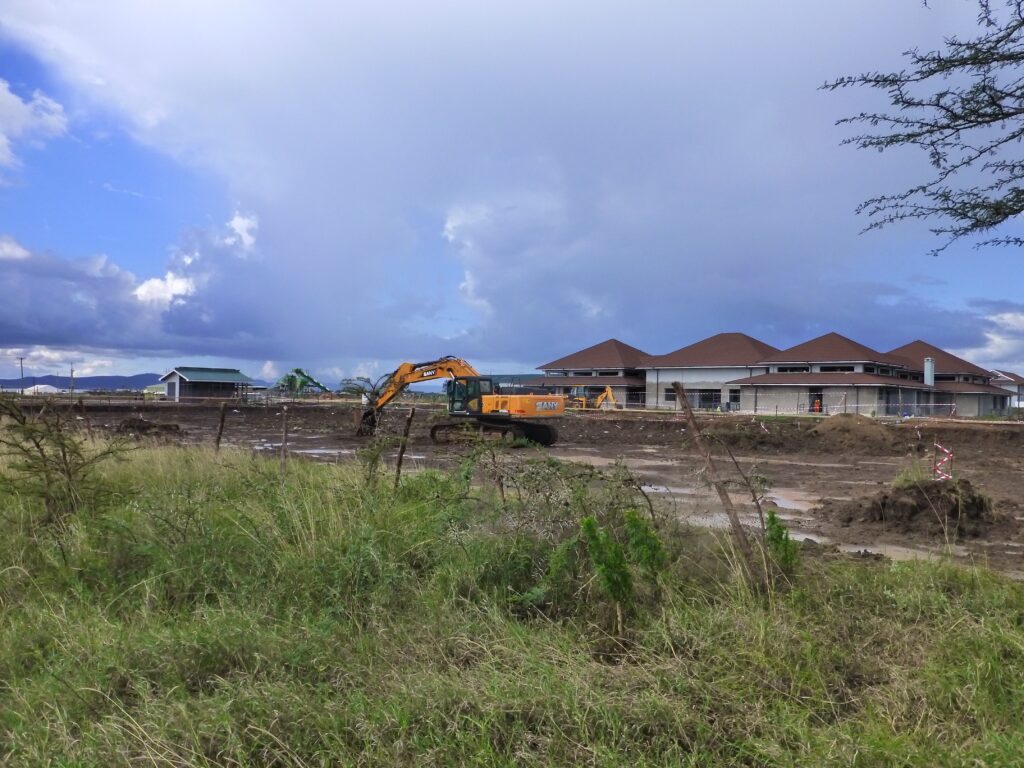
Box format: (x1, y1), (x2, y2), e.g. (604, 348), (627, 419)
(641, 333), (778, 409)
(532, 338), (650, 406)
(160, 367), (253, 403)
(539, 332), (1020, 417)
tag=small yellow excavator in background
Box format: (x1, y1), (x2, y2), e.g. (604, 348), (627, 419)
(569, 385), (618, 410)
(358, 356), (566, 446)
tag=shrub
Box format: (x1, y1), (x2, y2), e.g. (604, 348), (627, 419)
(0, 397), (125, 528)
(765, 508), (799, 575)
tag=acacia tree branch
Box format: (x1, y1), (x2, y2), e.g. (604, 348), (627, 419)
(826, 0), (1024, 251)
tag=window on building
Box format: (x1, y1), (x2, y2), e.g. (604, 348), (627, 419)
(663, 387), (676, 403)
(820, 366), (854, 372)
(936, 375), (955, 382)
(597, 370), (618, 376)
(864, 366), (876, 374)
(729, 389), (741, 405)
(573, 371), (593, 376)
(696, 390), (721, 409)
(777, 366), (809, 373)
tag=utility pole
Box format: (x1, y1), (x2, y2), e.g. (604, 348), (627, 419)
(69, 363), (75, 404)
(18, 356), (24, 395)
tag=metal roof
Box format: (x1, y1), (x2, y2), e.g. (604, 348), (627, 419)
(160, 367), (253, 384)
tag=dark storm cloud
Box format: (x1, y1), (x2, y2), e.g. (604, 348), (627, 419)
(3, 1), (1021, 373)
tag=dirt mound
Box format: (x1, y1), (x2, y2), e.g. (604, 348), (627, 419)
(116, 417), (182, 438)
(820, 478), (1009, 539)
(809, 414), (900, 454)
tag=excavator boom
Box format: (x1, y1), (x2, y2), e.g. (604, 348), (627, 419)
(371, 357), (480, 411)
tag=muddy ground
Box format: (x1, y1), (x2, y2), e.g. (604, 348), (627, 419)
(82, 401), (1024, 577)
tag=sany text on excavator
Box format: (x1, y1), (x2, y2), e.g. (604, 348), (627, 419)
(358, 357), (566, 446)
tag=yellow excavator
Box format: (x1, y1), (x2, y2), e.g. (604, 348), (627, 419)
(358, 356), (566, 446)
(569, 385), (618, 410)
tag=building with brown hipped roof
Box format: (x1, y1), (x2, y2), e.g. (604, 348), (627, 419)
(642, 332), (778, 409)
(538, 332), (1019, 417)
(533, 338), (651, 406)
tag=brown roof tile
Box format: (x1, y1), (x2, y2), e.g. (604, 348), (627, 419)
(759, 332), (906, 366)
(994, 369), (1024, 385)
(645, 333), (778, 368)
(933, 381), (1014, 395)
(538, 338), (651, 371)
(887, 340), (990, 377)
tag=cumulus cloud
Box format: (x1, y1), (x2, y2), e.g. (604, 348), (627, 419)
(133, 271), (195, 307)
(0, 235), (30, 260)
(0, 78), (66, 168)
(0, 229), (277, 363)
(0, 345), (113, 377)
(953, 309), (1024, 374)
(223, 212), (258, 252)
(259, 360), (279, 380)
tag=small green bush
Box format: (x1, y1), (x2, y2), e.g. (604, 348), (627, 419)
(765, 508), (799, 575)
(892, 461), (933, 489)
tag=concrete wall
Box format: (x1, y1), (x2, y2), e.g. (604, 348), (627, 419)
(164, 373), (180, 403)
(738, 386), (879, 414)
(954, 393), (1009, 417)
(645, 366), (768, 408)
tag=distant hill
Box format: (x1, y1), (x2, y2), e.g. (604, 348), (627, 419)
(0, 373), (161, 392)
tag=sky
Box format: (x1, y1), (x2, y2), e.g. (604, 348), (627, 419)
(1, 1), (1023, 384)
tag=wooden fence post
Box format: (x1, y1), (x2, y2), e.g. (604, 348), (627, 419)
(672, 382), (765, 592)
(393, 407), (416, 490)
(280, 405), (289, 475)
(215, 401), (228, 452)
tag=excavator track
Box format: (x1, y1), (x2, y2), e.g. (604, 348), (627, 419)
(429, 420), (558, 447)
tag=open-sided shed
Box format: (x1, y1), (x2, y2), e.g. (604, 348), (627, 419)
(160, 367), (253, 403)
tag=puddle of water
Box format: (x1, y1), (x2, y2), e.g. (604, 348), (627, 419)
(792, 531), (830, 544)
(292, 447), (355, 457)
(554, 454), (622, 467)
(776, 512), (814, 523)
(736, 457), (852, 469)
(767, 488), (818, 512)
(974, 540), (1024, 549)
(642, 484), (707, 497)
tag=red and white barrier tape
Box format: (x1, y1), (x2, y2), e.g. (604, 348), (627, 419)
(933, 442), (953, 481)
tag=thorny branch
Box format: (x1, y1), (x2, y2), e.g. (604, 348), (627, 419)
(824, 0), (1024, 252)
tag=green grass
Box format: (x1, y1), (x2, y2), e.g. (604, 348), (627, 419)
(0, 446), (1022, 766)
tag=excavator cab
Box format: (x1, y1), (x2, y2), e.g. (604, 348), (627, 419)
(448, 376), (493, 415)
